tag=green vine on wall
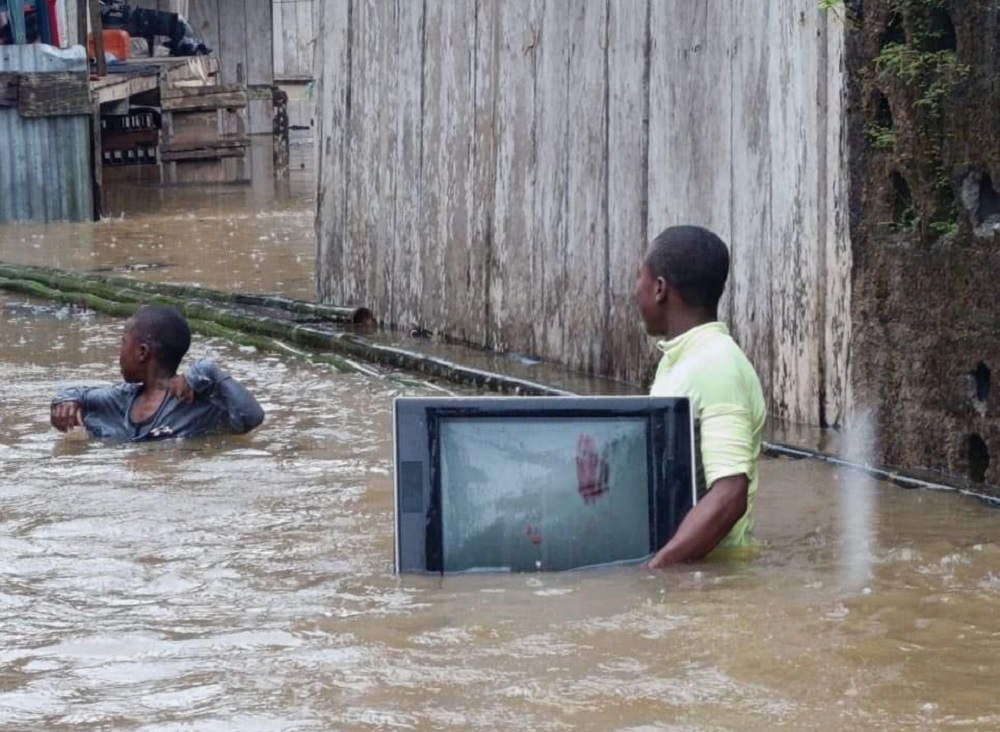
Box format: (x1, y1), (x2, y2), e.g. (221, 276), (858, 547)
(863, 0), (970, 235)
(866, 124), (897, 151)
(817, 0), (846, 20)
(872, 44), (969, 119)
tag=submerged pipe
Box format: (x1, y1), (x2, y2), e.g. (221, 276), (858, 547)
(0, 263), (373, 326)
(0, 275), (359, 374)
(1, 263), (995, 503)
(759, 442), (1000, 507)
(0, 264), (567, 395)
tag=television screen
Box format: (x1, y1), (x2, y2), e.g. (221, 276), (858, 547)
(394, 396), (695, 574)
(439, 417), (651, 572)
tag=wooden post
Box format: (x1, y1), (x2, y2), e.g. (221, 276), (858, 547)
(272, 86), (289, 180)
(87, 0), (106, 77)
(9, 0), (27, 44)
(86, 0), (104, 214)
(77, 0), (89, 46)
(90, 102), (103, 219)
(36, 0), (52, 44)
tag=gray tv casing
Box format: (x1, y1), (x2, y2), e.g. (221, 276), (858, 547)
(393, 395), (698, 574)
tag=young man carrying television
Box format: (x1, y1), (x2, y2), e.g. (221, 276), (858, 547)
(630, 225), (766, 568)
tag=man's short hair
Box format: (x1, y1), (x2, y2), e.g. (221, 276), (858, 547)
(646, 225), (730, 311)
(129, 305), (191, 372)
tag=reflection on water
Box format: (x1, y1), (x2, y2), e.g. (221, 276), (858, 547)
(2, 175), (1000, 730)
(0, 138), (316, 300)
(3, 298), (1000, 731)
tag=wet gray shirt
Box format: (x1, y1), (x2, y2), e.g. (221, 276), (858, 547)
(52, 359), (265, 441)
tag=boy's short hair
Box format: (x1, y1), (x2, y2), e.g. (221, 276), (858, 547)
(129, 305), (191, 372)
(646, 225), (730, 311)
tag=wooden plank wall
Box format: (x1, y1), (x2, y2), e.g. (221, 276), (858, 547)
(315, 0), (853, 427)
(181, 0), (273, 134)
(273, 0), (317, 80)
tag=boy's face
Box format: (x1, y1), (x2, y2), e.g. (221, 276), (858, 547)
(119, 324), (148, 383)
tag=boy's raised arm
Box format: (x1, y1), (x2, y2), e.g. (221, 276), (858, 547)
(50, 385), (130, 433)
(183, 358), (265, 434)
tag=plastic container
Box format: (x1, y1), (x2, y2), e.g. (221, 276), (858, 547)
(87, 30), (130, 62)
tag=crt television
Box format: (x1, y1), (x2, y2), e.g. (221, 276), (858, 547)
(393, 396), (697, 574)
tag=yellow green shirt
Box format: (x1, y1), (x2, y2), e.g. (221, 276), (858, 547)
(649, 322), (766, 546)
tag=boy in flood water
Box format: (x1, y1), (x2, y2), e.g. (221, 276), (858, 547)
(50, 304), (264, 441)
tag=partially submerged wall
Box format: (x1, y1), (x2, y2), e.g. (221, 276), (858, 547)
(846, 0), (1000, 487)
(315, 0), (851, 427)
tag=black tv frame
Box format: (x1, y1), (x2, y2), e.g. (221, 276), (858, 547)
(393, 396), (697, 574)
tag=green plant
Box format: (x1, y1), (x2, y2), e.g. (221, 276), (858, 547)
(873, 44), (969, 117)
(878, 207), (918, 233)
(895, 206), (918, 232)
(818, 0), (846, 18)
(929, 219), (959, 236)
(866, 124), (897, 151)
(865, 1), (971, 243)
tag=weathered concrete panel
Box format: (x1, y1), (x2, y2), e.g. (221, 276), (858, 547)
(314, 0), (351, 304)
(342, 0), (389, 311)
(421, 0), (483, 340)
(820, 11), (852, 430)
(564, 0), (609, 375)
(846, 0), (999, 487)
(606, 0), (651, 382)
(647, 0), (733, 276)
(728, 0), (774, 410)
(393, 0), (427, 333)
(369, 0), (398, 320)
(768, 0), (823, 426)
(532, 0), (570, 362)
(315, 0), (850, 427)
(468, 0), (501, 348)
(490, 0), (538, 354)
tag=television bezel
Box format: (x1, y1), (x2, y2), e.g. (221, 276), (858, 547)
(393, 395), (697, 574)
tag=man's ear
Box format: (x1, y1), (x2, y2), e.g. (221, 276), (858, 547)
(654, 276), (669, 304)
(138, 343), (150, 363)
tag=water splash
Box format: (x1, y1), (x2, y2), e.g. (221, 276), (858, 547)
(838, 407), (878, 592)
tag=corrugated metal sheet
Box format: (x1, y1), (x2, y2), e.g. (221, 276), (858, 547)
(0, 45), (93, 224)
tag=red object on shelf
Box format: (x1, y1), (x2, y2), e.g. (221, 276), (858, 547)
(88, 29), (130, 61)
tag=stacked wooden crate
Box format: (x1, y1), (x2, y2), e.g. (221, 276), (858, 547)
(159, 64), (249, 184)
(101, 107), (160, 167)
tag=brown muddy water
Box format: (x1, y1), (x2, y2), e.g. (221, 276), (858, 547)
(2, 171), (1000, 731)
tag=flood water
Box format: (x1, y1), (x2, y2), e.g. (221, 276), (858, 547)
(0, 138), (317, 299)
(2, 167), (1000, 731)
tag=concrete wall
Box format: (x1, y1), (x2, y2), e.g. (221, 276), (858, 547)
(315, 0), (851, 427)
(846, 0), (1000, 489)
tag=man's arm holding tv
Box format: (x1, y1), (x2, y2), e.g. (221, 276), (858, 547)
(642, 474), (748, 568)
(643, 403), (756, 568)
